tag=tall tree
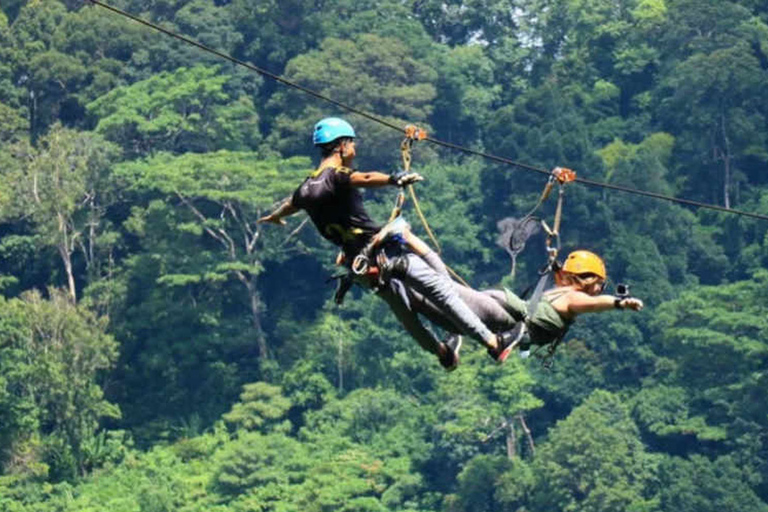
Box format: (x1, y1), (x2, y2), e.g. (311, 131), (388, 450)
(114, 150), (308, 358)
(87, 65), (262, 157)
(528, 390), (656, 512)
(0, 124), (119, 302)
(0, 289), (119, 480)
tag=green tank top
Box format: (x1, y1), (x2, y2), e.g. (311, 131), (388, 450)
(503, 288), (574, 346)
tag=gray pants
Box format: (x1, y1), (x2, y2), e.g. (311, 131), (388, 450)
(375, 251), (497, 355)
(409, 286), (519, 333)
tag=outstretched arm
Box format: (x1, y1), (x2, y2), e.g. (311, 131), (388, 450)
(566, 292), (644, 315)
(257, 199), (300, 226)
(349, 171), (423, 188)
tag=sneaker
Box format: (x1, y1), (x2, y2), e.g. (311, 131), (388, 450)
(438, 334), (462, 372)
(488, 322), (527, 363)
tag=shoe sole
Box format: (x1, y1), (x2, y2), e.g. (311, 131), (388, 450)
(495, 337), (523, 364)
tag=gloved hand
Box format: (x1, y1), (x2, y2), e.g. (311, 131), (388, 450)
(388, 171), (424, 187)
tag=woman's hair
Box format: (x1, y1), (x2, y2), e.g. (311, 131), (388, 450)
(555, 271), (604, 292)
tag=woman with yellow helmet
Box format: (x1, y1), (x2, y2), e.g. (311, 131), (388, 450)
(409, 250), (644, 360)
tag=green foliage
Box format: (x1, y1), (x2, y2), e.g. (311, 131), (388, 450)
(280, 360), (337, 424)
(529, 390), (656, 512)
(2, 0), (768, 509)
(0, 289), (119, 480)
(431, 45), (500, 147)
(88, 65), (261, 156)
(267, 34), (437, 167)
(448, 454), (513, 512)
(407, 160), (492, 280)
(429, 354), (542, 469)
(212, 431), (306, 497)
(0, 124), (120, 300)
(657, 455), (768, 512)
(222, 382), (292, 433)
(0, 101), (28, 144)
(302, 387), (433, 462)
(632, 385), (726, 441)
(114, 150), (307, 209)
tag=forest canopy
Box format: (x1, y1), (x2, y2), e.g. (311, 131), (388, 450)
(1, 0), (767, 511)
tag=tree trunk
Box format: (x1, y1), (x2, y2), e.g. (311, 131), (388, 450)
(245, 278), (268, 359)
(57, 212), (77, 303)
(506, 418), (517, 460)
(63, 252), (77, 303)
(518, 413), (535, 457)
(721, 112), (732, 209)
(337, 332), (344, 393)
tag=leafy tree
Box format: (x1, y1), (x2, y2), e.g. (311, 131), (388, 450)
(0, 100), (29, 144)
(212, 431), (307, 498)
(528, 390), (656, 512)
(114, 150), (308, 357)
(267, 34), (438, 168)
(0, 124), (120, 302)
(229, 0), (323, 71)
(413, 0), (521, 46)
(3, 1), (70, 139)
(447, 454), (513, 512)
(657, 455), (768, 512)
(301, 388), (434, 464)
(431, 45), (501, 154)
(632, 385), (727, 452)
(88, 65), (261, 156)
(0, 289), (119, 480)
(99, 151), (306, 435)
(222, 382), (292, 434)
(316, 0), (436, 56)
(651, 271), (768, 494)
(658, 43), (767, 208)
(655, 0), (768, 207)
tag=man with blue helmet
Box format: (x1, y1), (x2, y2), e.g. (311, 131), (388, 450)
(259, 117), (517, 369)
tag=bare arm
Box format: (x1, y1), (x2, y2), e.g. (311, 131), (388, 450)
(257, 199), (300, 226)
(349, 171), (392, 188)
(349, 171), (424, 188)
(565, 292), (644, 316)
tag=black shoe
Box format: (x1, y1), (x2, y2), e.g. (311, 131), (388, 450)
(488, 322), (527, 363)
(439, 334), (462, 372)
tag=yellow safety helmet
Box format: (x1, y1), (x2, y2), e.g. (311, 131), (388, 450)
(561, 250), (606, 280)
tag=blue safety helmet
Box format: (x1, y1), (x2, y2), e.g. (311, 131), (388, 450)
(313, 117), (356, 146)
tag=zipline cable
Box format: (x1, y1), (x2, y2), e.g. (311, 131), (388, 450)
(85, 0), (768, 223)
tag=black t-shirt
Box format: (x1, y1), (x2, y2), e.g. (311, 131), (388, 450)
(291, 166), (381, 257)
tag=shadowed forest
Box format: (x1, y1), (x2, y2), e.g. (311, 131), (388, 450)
(1, 0), (768, 510)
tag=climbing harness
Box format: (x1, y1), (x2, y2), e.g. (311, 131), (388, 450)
(351, 125), (468, 288)
(349, 126), (426, 278)
(506, 167), (577, 367)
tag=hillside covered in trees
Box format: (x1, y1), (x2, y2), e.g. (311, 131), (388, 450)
(1, 0), (768, 510)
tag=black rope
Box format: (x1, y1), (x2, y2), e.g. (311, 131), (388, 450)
(85, 0), (768, 223)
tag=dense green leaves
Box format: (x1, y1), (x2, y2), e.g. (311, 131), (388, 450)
(267, 34), (438, 167)
(1, 0), (768, 509)
(0, 289), (119, 480)
(88, 65), (261, 156)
